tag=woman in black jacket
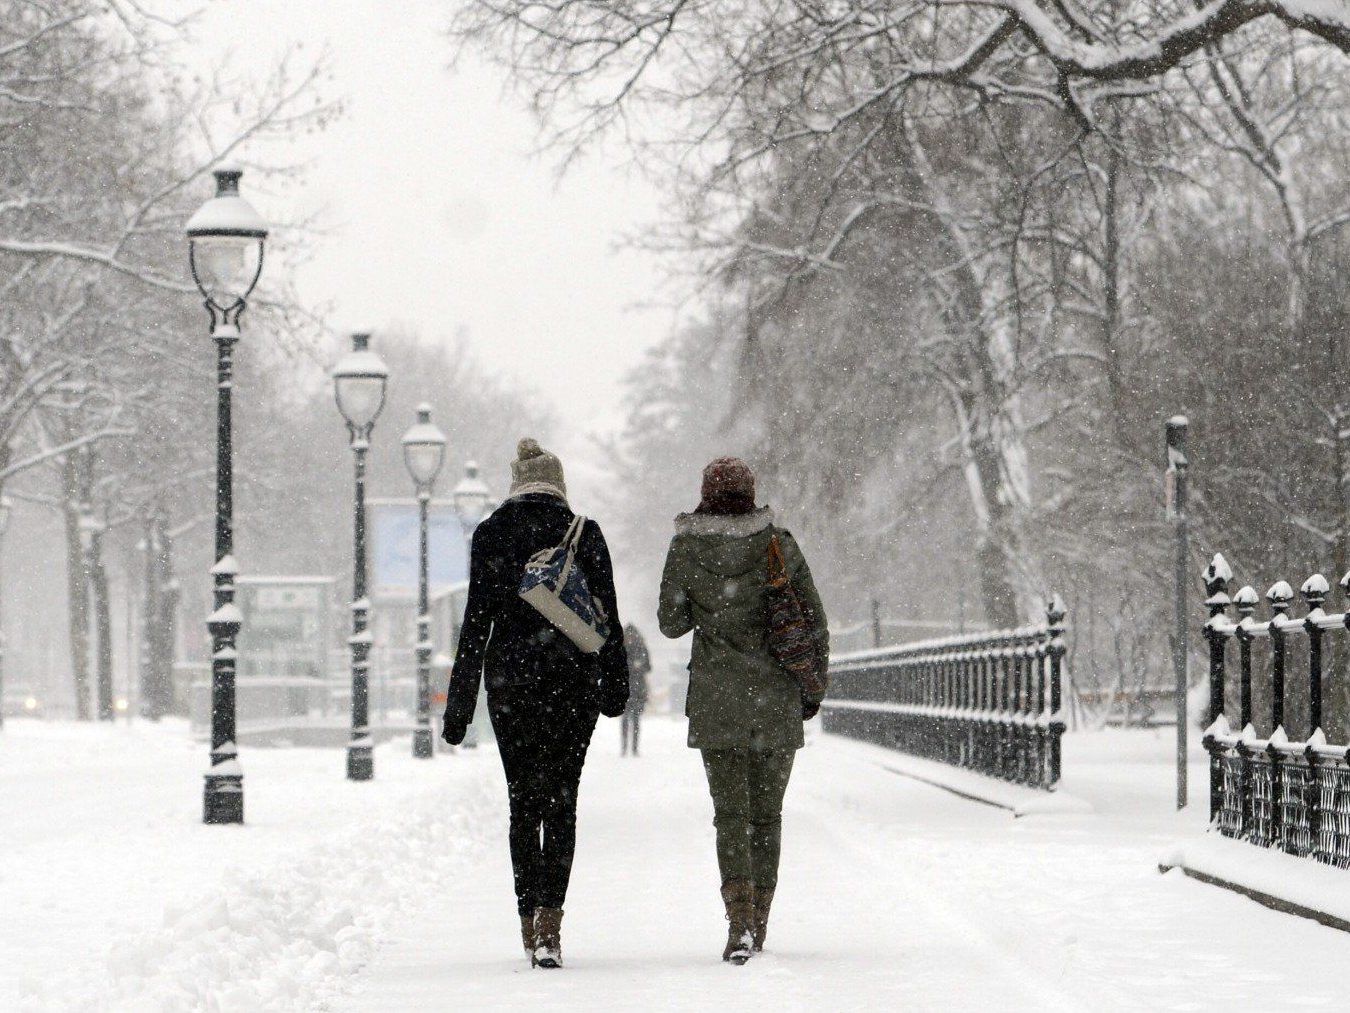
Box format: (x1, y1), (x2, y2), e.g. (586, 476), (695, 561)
(442, 438), (629, 969)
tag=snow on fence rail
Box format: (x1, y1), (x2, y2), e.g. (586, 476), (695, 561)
(1200, 554), (1350, 868)
(821, 598), (1068, 791)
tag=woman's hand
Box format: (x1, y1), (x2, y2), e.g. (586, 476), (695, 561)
(441, 717), (466, 746)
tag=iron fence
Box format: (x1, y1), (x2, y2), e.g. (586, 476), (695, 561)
(1201, 553), (1350, 868)
(821, 597), (1067, 790)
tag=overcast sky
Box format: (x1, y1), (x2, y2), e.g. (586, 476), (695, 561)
(187, 1), (673, 472)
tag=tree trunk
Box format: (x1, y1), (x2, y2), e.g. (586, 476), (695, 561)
(143, 512), (178, 719)
(903, 133), (1043, 625)
(958, 389), (1025, 629)
(62, 449), (91, 720)
(90, 525), (114, 722)
(157, 564), (180, 716)
(141, 513), (159, 720)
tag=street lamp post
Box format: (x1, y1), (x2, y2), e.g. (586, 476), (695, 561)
(333, 333), (389, 781)
(186, 166), (268, 825)
(402, 405), (447, 759)
(0, 494), (10, 731)
(449, 462), (493, 749)
(1166, 415), (1190, 810)
(452, 460), (492, 550)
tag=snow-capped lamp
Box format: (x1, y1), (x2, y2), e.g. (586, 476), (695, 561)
(402, 404), (448, 762)
(185, 166), (268, 319)
(333, 332), (389, 782)
(453, 460), (493, 526)
(332, 333), (389, 438)
(402, 404), (448, 490)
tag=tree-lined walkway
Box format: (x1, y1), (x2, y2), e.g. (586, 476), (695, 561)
(340, 721), (1349, 1011)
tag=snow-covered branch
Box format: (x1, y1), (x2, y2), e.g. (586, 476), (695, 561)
(0, 427), (134, 482)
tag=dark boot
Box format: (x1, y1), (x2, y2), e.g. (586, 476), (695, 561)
(520, 912), (537, 966)
(720, 880), (755, 964)
(535, 907), (564, 969)
(751, 887), (774, 952)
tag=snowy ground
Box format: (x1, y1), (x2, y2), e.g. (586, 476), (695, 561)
(3, 718), (1349, 1011)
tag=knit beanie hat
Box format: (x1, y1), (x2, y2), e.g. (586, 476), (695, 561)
(509, 438), (567, 499)
(697, 456), (755, 515)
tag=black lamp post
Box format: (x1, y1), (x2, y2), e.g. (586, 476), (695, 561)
(0, 494), (10, 731)
(402, 404), (447, 759)
(1166, 415), (1190, 810)
(186, 166), (268, 824)
(452, 461), (493, 548)
(333, 332), (389, 781)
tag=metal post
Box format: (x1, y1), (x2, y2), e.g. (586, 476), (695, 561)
(187, 167), (265, 824)
(1035, 629), (1048, 786)
(1302, 575), (1328, 736)
(1302, 574), (1328, 859)
(1046, 596), (1067, 790)
(413, 488), (433, 758)
(1268, 582), (1290, 731)
(348, 437), (374, 781)
(1202, 556), (1233, 822)
(1233, 586), (1257, 730)
(204, 315), (243, 824)
(870, 597), (882, 649)
(1166, 415), (1190, 809)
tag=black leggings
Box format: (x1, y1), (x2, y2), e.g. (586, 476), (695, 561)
(490, 692), (596, 915)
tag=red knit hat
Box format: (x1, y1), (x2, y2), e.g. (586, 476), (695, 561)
(698, 457), (756, 515)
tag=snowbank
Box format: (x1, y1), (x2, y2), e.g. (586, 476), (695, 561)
(1161, 833), (1350, 933)
(0, 721), (500, 1012)
(818, 732), (1093, 816)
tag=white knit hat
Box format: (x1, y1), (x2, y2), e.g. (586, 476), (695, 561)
(509, 438), (567, 500)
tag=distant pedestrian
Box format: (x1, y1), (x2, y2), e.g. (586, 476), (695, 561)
(621, 623), (651, 756)
(442, 438), (629, 969)
(658, 456), (828, 964)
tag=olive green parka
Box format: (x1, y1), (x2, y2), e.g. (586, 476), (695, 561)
(658, 507), (828, 751)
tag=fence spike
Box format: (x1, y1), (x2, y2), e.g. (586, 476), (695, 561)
(1204, 553), (1233, 587)
(1301, 573), (1330, 602)
(1046, 594), (1067, 625)
(1233, 585), (1259, 615)
(1267, 580), (1294, 607)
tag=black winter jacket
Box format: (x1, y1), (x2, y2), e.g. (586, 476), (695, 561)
(442, 494), (629, 743)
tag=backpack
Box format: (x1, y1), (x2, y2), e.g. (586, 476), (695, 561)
(766, 532), (828, 698)
(518, 514), (610, 654)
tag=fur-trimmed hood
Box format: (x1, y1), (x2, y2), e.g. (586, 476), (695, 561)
(673, 506), (774, 538)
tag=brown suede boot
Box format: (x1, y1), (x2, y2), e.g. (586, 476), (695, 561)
(535, 907), (564, 969)
(720, 880), (755, 964)
(751, 887), (774, 952)
(520, 912), (537, 966)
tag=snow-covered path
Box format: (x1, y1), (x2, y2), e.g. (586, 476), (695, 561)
(338, 720), (1071, 1012)
(4, 717), (1350, 1010)
(341, 720), (1349, 1012)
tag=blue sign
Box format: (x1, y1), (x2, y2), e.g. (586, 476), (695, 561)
(371, 501), (471, 596)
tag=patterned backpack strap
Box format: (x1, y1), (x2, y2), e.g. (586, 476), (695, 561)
(556, 514), (586, 587)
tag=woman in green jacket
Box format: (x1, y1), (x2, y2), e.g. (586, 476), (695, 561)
(658, 456), (828, 964)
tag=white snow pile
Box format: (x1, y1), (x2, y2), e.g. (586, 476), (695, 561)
(1162, 832), (1350, 927)
(19, 778), (499, 1013)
